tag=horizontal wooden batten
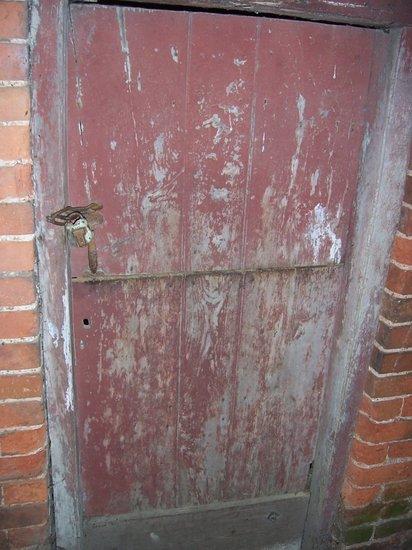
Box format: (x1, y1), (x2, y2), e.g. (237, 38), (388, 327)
(72, 261), (342, 283)
(80, 0), (412, 28)
(84, 493), (308, 550)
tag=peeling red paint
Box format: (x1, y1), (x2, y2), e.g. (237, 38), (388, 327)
(67, 4), (378, 521)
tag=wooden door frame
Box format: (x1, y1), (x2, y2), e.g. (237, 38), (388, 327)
(31, 1), (411, 548)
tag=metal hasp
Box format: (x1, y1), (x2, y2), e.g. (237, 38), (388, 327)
(47, 203), (103, 274)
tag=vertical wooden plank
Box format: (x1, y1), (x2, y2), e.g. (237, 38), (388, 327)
(68, 5), (189, 276)
(244, 20), (375, 268)
(225, 268), (344, 500)
(72, 279), (182, 516)
(31, 0), (82, 547)
(303, 29), (411, 548)
(186, 14), (257, 271)
(178, 275), (241, 505)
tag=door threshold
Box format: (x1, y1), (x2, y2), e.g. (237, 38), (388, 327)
(84, 492), (309, 549)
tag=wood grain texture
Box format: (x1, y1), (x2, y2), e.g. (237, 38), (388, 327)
(73, 269), (343, 515)
(224, 268), (344, 499)
(68, 7), (188, 275)
(64, 3), (404, 545)
(73, 279), (182, 516)
(68, 5), (375, 276)
(178, 275), (241, 505)
(302, 28), (412, 549)
(244, 19), (374, 268)
(31, 0), (81, 547)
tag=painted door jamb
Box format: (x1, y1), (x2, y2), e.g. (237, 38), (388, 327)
(31, 0), (411, 548)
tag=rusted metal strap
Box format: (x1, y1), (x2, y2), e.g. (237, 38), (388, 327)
(72, 261), (343, 283)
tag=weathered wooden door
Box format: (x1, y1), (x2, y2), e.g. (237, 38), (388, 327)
(66, 3), (382, 548)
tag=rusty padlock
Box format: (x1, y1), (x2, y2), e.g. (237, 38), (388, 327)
(47, 203), (103, 274)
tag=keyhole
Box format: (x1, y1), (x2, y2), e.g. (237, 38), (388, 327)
(83, 318), (90, 328)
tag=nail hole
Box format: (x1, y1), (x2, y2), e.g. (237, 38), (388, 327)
(83, 318), (90, 328)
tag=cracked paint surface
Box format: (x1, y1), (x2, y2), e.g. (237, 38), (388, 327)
(68, 4), (376, 519)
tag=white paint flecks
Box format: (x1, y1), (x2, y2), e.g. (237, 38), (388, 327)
(306, 203), (342, 263)
(137, 71), (142, 92)
(84, 418), (92, 444)
(47, 320), (59, 348)
(333, 65), (337, 79)
(289, 94), (306, 192)
(62, 284), (74, 411)
(75, 76), (83, 109)
(116, 8), (132, 85)
(310, 169), (320, 196)
(110, 140), (117, 151)
(226, 79), (244, 96)
(210, 186), (229, 202)
(29, 0), (40, 48)
(170, 46), (179, 63)
(205, 152), (217, 160)
(152, 133), (167, 184)
(234, 58), (247, 66)
(202, 114), (231, 145)
(222, 161), (240, 179)
(212, 224), (230, 253)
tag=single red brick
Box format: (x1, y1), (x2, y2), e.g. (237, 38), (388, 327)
(0, 449), (46, 481)
(355, 414), (412, 443)
(0, 125), (30, 160)
(0, 165), (32, 201)
(341, 477), (380, 508)
(376, 322), (412, 349)
(0, 240), (34, 271)
(350, 438), (388, 465)
(0, 86), (29, 121)
(386, 261), (412, 295)
(0, 310), (38, 339)
(403, 396), (412, 417)
(371, 346), (412, 374)
(365, 371), (412, 399)
(0, 2), (27, 39)
(0, 374), (42, 399)
(0, 401), (44, 429)
(383, 479), (412, 501)
(0, 426), (46, 456)
(0, 343), (40, 372)
(7, 522), (49, 547)
(0, 277), (35, 307)
(0, 203), (33, 235)
(0, 502), (47, 529)
(388, 440), (412, 459)
(0, 43), (27, 80)
(399, 205), (412, 236)
(346, 459), (412, 487)
(3, 477), (48, 505)
(380, 291), (412, 324)
(392, 234), (412, 266)
(359, 394), (403, 421)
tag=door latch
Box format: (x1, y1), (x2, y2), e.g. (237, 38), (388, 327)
(47, 203), (103, 274)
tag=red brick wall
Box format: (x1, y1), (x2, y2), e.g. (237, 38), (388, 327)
(341, 164), (412, 547)
(0, 1), (49, 548)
